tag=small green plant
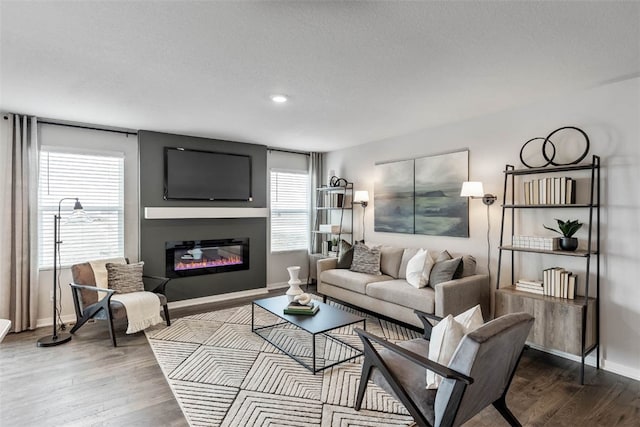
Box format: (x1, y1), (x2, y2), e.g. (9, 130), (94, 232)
(543, 219), (583, 238)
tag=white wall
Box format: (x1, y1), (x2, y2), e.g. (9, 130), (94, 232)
(266, 150), (310, 287)
(36, 124), (139, 325)
(326, 77), (640, 380)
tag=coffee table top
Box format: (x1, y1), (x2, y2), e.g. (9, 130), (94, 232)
(253, 295), (364, 334)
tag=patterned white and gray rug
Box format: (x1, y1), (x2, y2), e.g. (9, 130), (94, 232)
(145, 299), (420, 427)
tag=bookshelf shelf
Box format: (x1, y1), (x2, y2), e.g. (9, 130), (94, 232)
(499, 245), (596, 257)
(496, 155), (600, 384)
(503, 203), (595, 209)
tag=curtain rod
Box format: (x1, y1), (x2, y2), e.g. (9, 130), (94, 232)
(39, 120), (137, 136)
(267, 147), (311, 156)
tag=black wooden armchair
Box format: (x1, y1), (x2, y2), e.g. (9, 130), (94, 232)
(355, 310), (534, 427)
(69, 259), (171, 346)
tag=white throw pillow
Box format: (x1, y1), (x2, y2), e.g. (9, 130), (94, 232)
(419, 251), (436, 287)
(426, 305), (484, 389)
(406, 249), (427, 288)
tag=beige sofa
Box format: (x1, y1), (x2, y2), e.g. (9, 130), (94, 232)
(317, 246), (491, 328)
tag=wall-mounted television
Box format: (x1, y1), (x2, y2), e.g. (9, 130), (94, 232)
(164, 147), (253, 201)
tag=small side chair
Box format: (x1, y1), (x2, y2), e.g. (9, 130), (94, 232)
(355, 310), (534, 427)
(69, 259), (171, 346)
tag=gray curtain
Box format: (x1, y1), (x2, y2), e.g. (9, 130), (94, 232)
(0, 114), (39, 332)
(309, 152), (324, 254)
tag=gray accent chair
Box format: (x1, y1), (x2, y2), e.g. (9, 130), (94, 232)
(355, 310), (534, 427)
(69, 260), (171, 347)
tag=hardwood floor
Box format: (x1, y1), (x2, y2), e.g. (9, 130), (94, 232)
(1, 290), (638, 426)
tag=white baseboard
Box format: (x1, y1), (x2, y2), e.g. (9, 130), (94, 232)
(36, 314), (77, 329)
(167, 288), (268, 309)
(266, 281), (289, 290)
(601, 359), (640, 381)
(527, 343), (640, 381)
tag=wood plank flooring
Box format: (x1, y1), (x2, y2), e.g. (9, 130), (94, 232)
(1, 289), (638, 426)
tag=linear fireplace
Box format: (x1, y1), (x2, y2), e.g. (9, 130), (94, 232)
(165, 238), (249, 278)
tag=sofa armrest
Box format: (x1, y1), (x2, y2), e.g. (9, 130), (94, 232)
(434, 274), (491, 321)
(316, 257), (338, 278)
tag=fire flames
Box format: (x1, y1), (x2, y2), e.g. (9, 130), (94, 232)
(175, 256), (243, 271)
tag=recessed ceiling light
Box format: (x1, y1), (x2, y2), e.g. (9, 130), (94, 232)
(270, 94), (288, 103)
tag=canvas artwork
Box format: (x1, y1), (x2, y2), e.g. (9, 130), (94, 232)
(414, 150), (469, 237)
(374, 159), (415, 234)
(374, 150), (469, 237)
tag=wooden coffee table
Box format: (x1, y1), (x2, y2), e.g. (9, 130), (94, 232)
(252, 295), (365, 373)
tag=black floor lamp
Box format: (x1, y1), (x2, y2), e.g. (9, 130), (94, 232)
(37, 197), (91, 347)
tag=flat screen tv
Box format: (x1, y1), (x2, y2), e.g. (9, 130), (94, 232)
(164, 147), (253, 201)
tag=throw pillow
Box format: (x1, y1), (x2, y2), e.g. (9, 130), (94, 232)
(419, 251), (436, 287)
(453, 255), (477, 279)
(429, 257), (462, 287)
(350, 243), (382, 275)
(426, 315), (464, 389)
(406, 249), (427, 288)
(398, 248), (419, 279)
(106, 261), (145, 294)
(426, 305), (484, 389)
(336, 240), (354, 269)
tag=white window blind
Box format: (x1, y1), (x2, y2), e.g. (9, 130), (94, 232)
(270, 170), (310, 252)
(38, 148), (125, 268)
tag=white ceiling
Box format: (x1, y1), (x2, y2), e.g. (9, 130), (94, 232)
(1, 1), (639, 152)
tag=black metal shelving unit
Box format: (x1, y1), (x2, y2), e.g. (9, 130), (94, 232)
(495, 155), (600, 384)
(311, 182), (353, 257)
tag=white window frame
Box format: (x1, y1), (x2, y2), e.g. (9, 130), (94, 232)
(38, 146), (125, 269)
(270, 168), (310, 253)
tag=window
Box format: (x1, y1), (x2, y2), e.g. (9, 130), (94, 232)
(270, 170), (310, 252)
(38, 147), (125, 268)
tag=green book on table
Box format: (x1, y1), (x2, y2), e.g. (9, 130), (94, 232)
(283, 301), (319, 315)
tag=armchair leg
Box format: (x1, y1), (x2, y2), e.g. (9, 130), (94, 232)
(493, 397), (521, 427)
(106, 306), (117, 347)
(355, 358), (373, 411)
(163, 304), (171, 326)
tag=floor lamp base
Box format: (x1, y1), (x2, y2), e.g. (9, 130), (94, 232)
(37, 332), (72, 347)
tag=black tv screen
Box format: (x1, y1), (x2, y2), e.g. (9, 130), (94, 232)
(164, 147), (252, 201)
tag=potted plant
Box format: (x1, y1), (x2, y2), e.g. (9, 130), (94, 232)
(543, 219), (583, 251)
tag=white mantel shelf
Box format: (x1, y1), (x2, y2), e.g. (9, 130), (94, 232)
(144, 207), (269, 220)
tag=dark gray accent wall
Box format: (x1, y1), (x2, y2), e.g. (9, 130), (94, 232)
(139, 130), (267, 301)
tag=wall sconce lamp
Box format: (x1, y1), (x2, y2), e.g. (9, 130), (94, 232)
(353, 190), (369, 243)
(460, 181), (496, 206)
(460, 182), (496, 283)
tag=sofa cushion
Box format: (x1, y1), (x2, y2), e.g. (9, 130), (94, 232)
(350, 243), (382, 275)
(366, 279), (436, 314)
(398, 248), (419, 279)
(379, 246), (404, 279)
(320, 269), (392, 294)
(435, 250), (464, 278)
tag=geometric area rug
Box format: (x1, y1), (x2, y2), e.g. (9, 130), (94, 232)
(145, 299), (421, 426)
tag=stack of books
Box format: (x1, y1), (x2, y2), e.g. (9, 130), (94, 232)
(523, 177), (576, 205)
(542, 267), (577, 299)
(515, 279), (544, 295)
(283, 301), (319, 316)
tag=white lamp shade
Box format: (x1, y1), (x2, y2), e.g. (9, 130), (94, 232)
(460, 181), (484, 198)
(354, 190), (370, 203)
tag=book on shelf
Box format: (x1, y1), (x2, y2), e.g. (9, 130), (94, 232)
(523, 177), (576, 205)
(541, 267), (577, 299)
(283, 301), (319, 315)
(515, 279), (544, 295)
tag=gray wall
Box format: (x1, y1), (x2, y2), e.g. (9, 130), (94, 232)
(139, 130), (267, 301)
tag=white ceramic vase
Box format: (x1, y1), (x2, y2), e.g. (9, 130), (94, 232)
(286, 266), (303, 300)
